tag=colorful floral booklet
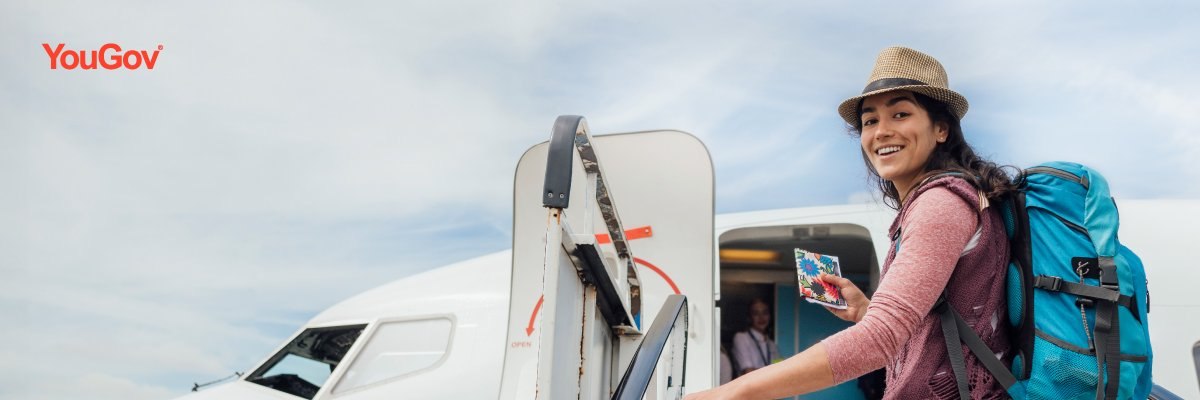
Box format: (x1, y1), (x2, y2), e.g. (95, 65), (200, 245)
(794, 248), (848, 309)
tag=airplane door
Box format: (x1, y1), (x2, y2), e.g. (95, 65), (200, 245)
(499, 120), (715, 399)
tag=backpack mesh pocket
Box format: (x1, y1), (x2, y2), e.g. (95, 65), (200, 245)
(1027, 335), (1098, 400)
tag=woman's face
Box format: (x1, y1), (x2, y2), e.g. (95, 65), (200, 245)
(750, 301), (770, 332)
(859, 91), (948, 197)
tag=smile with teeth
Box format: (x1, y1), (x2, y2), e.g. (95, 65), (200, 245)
(876, 146), (903, 156)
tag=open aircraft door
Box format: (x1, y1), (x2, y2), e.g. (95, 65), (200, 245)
(498, 116), (715, 400)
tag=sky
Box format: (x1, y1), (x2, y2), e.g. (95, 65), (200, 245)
(3, 1), (1199, 399)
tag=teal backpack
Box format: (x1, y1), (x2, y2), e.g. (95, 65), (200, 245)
(927, 162), (1153, 400)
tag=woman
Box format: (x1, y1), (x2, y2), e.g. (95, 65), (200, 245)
(729, 298), (781, 376)
(685, 47), (1017, 399)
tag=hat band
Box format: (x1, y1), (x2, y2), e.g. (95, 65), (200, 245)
(861, 77), (927, 94)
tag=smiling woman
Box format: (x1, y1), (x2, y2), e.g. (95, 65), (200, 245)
(843, 47), (1019, 211)
(685, 46), (1019, 400)
(858, 91), (949, 201)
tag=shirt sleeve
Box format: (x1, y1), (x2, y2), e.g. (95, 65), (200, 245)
(731, 331), (760, 371)
(820, 187), (979, 384)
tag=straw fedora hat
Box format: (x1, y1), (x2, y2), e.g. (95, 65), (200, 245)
(837, 46), (968, 126)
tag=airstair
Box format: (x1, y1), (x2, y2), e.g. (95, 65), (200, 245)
(497, 116), (715, 400)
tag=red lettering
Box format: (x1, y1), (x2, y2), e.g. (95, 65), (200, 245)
(42, 43), (64, 69)
(122, 50), (142, 69)
(79, 49), (97, 70)
(61, 50), (79, 69)
(100, 43), (121, 70)
(142, 50), (160, 69)
(45, 43), (160, 71)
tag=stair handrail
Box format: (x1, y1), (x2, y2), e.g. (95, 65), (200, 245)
(611, 294), (689, 400)
(543, 115), (641, 329)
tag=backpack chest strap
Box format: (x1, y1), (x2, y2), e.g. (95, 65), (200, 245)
(1032, 275), (1140, 321)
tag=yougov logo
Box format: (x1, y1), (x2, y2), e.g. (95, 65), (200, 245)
(42, 43), (163, 70)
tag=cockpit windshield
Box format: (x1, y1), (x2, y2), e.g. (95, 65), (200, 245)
(245, 325), (365, 399)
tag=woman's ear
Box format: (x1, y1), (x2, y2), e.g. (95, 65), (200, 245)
(935, 121), (949, 143)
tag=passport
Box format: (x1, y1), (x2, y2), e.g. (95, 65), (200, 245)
(794, 248), (848, 309)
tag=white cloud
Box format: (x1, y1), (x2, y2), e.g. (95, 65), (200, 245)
(7, 372), (176, 400)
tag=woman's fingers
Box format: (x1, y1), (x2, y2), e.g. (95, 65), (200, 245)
(819, 273), (851, 288)
(818, 273), (869, 323)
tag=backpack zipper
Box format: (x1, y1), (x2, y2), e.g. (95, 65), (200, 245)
(1050, 212), (1089, 236)
(1025, 166), (1089, 189)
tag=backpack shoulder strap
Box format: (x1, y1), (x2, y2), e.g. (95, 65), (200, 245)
(934, 296), (1018, 399)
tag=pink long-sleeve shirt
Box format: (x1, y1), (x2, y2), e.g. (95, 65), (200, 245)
(822, 176), (1011, 399)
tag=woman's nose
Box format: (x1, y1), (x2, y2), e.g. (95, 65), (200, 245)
(874, 120), (896, 139)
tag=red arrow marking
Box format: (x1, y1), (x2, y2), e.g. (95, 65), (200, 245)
(633, 257), (680, 295)
(526, 295), (544, 336)
(595, 225), (653, 244)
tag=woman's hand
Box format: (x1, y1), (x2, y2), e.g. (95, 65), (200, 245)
(819, 273), (869, 323)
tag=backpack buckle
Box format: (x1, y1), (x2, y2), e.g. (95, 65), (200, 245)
(1034, 275), (1063, 292)
(1098, 257), (1119, 290)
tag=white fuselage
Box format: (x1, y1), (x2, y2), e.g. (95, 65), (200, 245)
(176, 200), (1200, 400)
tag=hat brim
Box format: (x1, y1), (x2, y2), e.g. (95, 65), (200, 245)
(837, 85), (969, 127)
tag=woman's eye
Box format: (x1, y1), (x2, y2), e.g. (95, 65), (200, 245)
(862, 118), (877, 126)
(893, 112), (909, 119)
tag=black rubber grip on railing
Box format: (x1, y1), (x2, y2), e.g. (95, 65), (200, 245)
(543, 115), (583, 208)
(612, 295), (688, 400)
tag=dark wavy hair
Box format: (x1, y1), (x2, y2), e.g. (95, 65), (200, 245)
(851, 91), (1020, 210)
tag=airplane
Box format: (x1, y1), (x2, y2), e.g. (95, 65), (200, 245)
(175, 117), (1200, 400)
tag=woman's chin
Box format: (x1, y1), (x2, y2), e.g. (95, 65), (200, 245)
(876, 168), (910, 183)
(871, 164), (899, 179)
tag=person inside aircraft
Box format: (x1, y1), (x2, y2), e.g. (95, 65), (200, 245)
(685, 46), (1019, 399)
(729, 298), (781, 376)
